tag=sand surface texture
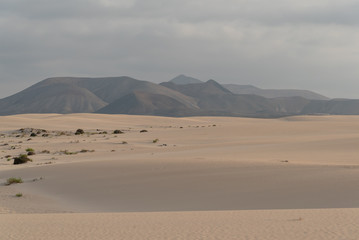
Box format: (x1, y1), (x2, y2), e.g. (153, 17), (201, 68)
(1, 114), (359, 239)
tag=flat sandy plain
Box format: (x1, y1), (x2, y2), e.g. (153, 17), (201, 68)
(1, 114), (359, 239)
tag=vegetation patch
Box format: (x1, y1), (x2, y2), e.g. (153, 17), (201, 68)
(6, 177), (23, 185)
(13, 154), (32, 165)
(26, 148), (35, 156)
(140, 130), (148, 133)
(153, 138), (159, 143)
(15, 193), (23, 197)
(75, 129), (84, 135)
(113, 130), (123, 134)
(60, 150), (78, 155)
(79, 149), (95, 153)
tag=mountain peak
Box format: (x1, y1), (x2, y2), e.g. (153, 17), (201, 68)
(169, 75), (203, 85)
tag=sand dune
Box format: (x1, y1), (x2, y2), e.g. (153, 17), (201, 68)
(2, 209), (359, 240)
(1, 114), (359, 239)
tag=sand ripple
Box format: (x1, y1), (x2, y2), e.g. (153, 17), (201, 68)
(1, 209), (359, 240)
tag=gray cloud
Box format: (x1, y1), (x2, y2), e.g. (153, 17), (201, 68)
(1, 0), (359, 99)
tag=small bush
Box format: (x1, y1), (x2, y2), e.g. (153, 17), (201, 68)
(30, 133), (37, 137)
(13, 154), (32, 165)
(6, 177), (23, 185)
(26, 148), (35, 155)
(140, 130), (148, 133)
(75, 129), (84, 135)
(15, 193), (23, 197)
(153, 138), (159, 143)
(122, 141), (128, 144)
(80, 149), (95, 153)
(113, 130), (123, 134)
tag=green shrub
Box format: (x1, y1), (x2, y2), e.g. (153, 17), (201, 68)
(113, 130), (123, 134)
(6, 177), (23, 185)
(80, 149), (95, 153)
(153, 138), (159, 143)
(26, 148), (35, 155)
(15, 193), (23, 197)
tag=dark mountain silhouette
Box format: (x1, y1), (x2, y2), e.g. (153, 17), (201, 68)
(0, 75), (358, 118)
(223, 84), (329, 100)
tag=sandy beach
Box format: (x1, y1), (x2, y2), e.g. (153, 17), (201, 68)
(1, 114), (359, 239)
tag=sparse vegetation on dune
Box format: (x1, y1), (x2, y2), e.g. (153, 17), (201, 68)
(26, 148), (35, 155)
(75, 129), (84, 135)
(13, 154), (32, 165)
(79, 149), (95, 153)
(6, 177), (23, 185)
(60, 150), (78, 155)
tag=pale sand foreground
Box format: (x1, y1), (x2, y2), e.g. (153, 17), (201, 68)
(1, 114), (359, 239)
(2, 209), (359, 240)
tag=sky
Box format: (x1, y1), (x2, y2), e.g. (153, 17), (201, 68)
(1, 0), (359, 99)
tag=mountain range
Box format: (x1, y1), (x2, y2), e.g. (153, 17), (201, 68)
(0, 75), (358, 117)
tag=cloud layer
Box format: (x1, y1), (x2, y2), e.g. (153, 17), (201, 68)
(1, 0), (359, 98)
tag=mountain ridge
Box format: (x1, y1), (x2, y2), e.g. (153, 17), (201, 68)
(0, 75), (358, 118)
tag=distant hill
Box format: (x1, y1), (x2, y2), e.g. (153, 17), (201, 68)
(169, 75), (203, 85)
(161, 80), (232, 98)
(301, 99), (359, 115)
(0, 81), (107, 115)
(0, 77), (198, 115)
(0, 75), (358, 118)
(223, 84), (329, 100)
(97, 91), (198, 117)
(161, 80), (313, 117)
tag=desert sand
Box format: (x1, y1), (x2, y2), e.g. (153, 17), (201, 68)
(1, 114), (359, 239)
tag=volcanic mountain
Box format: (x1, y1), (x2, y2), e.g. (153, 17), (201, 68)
(0, 77), (198, 115)
(1, 75), (358, 117)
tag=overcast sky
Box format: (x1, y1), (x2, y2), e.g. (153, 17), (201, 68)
(1, 0), (359, 98)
